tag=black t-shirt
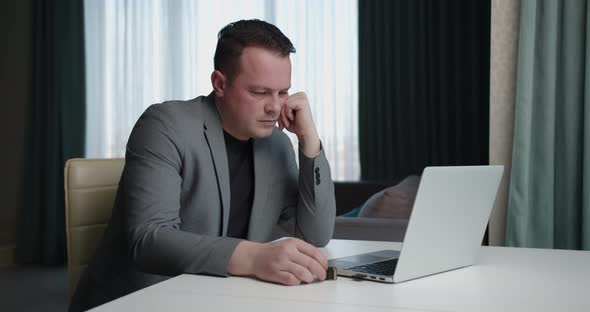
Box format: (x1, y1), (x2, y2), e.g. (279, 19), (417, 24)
(223, 130), (254, 239)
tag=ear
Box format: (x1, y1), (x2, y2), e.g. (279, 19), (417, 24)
(211, 70), (227, 97)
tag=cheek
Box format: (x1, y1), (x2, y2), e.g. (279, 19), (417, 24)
(230, 98), (260, 122)
(228, 90), (266, 120)
(241, 97), (264, 115)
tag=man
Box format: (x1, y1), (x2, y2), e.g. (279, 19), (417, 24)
(69, 19), (336, 311)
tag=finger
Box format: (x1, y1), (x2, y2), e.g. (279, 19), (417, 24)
(287, 105), (295, 121)
(290, 250), (327, 280)
(281, 106), (291, 129)
(286, 96), (298, 120)
(295, 240), (329, 269)
(274, 271), (301, 286)
(277, 117), (283, 130)
(283, 262), (315, 284)
(288, 91), (306, 101)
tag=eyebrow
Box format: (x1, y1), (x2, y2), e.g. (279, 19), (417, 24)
(250, 85), (291, 92)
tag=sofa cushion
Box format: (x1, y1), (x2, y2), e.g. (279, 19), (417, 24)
(358, 175), (420, 219)
(334, 181), (394, 216)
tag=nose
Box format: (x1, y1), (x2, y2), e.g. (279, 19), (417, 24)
(264, 93), (283, 115)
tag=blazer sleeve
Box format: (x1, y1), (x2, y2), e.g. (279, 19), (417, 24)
(121, 105), (241, 277)
(274, 139), (336, 247)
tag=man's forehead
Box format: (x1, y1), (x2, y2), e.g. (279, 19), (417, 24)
(236, 47), (291, 89)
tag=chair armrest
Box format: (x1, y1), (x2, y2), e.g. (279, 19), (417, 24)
(333, 216), (408, 242)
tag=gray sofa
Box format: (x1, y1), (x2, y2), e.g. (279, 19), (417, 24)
(332, 181), (410, 242)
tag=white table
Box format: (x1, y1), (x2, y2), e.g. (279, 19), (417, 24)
(91, 239), (590, 312)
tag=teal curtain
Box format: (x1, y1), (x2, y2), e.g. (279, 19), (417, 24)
(16, 0), (86, 264)
(506, 0), (590, 250)
(358, 0), (491, 181)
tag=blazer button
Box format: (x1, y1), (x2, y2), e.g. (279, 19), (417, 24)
(315, 178), (320, 185)
(314, 167), (320, 174)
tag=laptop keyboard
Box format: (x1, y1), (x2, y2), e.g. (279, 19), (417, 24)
(348, 258), (398, 276)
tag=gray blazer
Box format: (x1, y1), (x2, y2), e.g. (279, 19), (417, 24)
(69, 94), (336, 311)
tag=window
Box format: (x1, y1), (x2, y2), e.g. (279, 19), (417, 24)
(84, 0), (359, 180)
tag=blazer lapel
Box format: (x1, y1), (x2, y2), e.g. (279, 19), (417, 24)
(202, 95), (231, 236)
(248, 138), (271, 241)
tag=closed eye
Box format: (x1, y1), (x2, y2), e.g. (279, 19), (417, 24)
(252, 91), (267, 95)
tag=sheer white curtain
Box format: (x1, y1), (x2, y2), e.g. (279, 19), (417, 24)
(84, 0), (359, 180)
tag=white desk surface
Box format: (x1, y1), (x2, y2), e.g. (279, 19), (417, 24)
(92, 239), (590, 312)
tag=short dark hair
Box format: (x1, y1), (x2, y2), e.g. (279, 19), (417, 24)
(214, 19), (295, 80)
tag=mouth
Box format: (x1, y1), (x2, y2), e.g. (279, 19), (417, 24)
(258, 119), (277, 129)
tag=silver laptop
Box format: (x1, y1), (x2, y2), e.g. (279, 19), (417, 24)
(328, 165), (503, 283)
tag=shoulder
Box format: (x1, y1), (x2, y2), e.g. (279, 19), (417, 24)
(133, 94), (215, 138)
(141, 95), (209, 126)
(127, 95), (213, 152)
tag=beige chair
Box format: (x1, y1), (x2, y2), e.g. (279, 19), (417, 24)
(64, 158), (125, 297)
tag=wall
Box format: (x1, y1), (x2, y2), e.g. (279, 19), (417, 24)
(0, 0), (32, 265)
(489, 0), (520, 246)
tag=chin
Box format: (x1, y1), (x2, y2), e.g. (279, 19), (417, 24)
(253, 127), (275, 138)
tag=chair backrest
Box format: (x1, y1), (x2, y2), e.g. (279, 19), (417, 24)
(64, 158), (124, 297)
